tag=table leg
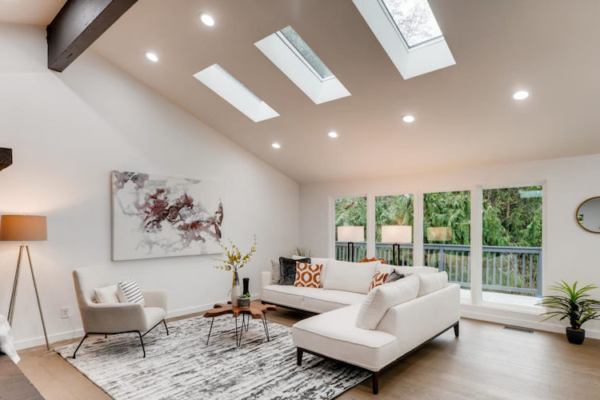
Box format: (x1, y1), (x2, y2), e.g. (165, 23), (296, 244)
(262, 315), (270, 342)
(206, 317), (215, 345)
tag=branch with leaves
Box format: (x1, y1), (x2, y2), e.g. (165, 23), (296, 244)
(213, 236), (258, 273)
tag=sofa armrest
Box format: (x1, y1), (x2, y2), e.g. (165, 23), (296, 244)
(83, 303), (147, 333)
(377, 283), (460, 355)
(143, 290), (167, 311)
(261, 271), (272, 288)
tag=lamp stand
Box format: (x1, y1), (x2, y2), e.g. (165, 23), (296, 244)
(347, 242), (355, 262)
(7, 244), (50, 350)
(392, 243), (400, 266)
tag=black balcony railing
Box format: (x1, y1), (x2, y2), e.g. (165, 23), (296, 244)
(335, 242), (542, 297)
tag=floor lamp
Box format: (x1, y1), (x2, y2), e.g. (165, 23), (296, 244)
(1, 215), (50, 350)
(337, 226), (364, 262)
(382, 226), (412, 266)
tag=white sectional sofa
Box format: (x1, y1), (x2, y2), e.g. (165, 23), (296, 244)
(261, 258), (460, 394)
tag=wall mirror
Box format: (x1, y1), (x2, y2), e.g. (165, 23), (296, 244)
(576, 197), (600, 233)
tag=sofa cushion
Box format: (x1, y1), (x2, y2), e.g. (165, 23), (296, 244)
(261, 285), (321, 309)
(303, 289), (366, 313)
(279, 257), (310, 285)
(292, 304), (398, 371)
(418, 271), (448, 297)
(322, 260), (379, 294)
(393, 266), (438, 275)
(294, 262), (322, 288)
(356, 275), (420, 330)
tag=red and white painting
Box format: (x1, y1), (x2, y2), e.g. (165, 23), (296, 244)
(111, 171), (223, 261)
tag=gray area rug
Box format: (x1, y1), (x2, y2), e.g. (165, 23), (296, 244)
(55, 314), (370, 400)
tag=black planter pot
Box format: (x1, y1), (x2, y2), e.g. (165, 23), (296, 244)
(566, 327), (585, 345)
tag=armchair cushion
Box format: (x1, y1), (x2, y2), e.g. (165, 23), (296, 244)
(143, 290), (168, 311)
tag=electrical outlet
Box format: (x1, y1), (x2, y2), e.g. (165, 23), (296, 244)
(61, 306), (70, 319)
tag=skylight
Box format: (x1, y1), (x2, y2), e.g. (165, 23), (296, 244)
(193, 64), (279, 123)
(255, 26), (350, 104)
(353, 0), (455, 79)
(381, 0), (443, 48)
(278, 26), (334, 81)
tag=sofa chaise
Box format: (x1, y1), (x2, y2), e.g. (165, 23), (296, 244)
(261, 258), (460, 394)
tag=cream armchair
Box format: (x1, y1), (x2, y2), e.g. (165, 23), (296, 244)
(72, 267), (169, 359)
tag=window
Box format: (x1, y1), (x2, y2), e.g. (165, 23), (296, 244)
(255, 26), (351, 104)
(352, 0), (455, 79)
(193, 64), (279, 122)
(375, 194), (414, 265)
(481, 186), (542, 306)
(381, 0), (443, 48)
(423, 191), (471, 294)
(335, 197), (367, 262)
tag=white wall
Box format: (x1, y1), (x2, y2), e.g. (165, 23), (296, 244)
(0, 23), (299, 349)
(300, 153), (600, 337)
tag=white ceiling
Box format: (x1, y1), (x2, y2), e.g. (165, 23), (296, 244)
(0, 0), (65, 25)
(8, 0), (600, 183)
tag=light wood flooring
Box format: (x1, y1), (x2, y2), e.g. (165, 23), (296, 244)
(15, 309), (600, 400)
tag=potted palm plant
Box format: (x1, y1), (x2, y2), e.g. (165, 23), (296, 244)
(540, 281), (600, 344)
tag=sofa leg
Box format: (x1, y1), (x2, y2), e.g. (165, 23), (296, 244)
(454, 321), (460, 337)
(137, 331), (146, 358)
(72, 333), (89, 359)
(372, 372), (379, 395)
(162, 319), (170, 336)
(297, 348), (303, 366)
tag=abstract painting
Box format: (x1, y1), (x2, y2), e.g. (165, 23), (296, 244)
(111, 171), (223, 261)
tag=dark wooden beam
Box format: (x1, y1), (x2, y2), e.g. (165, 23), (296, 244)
(47, 0), (138, 72)
(0, 148), (12, 172)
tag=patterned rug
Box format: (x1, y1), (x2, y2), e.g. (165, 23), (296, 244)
(55, 314), (370, 400)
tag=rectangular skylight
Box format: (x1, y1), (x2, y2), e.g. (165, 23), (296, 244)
(256, 26), (350, 104)
(353, 0), (455, 79)
(381, 0), (443, 48)
(193, 64), (279, 123)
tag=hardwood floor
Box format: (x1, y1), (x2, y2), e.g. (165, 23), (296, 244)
(15, 310), (600, 400)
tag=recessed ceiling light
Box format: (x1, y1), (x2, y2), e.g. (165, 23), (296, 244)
(145, 52), (158, 63)
(200, 13), (215, 27)
(403, 115), (415, 123)
(513, 90), (530, 100)
(271, 142), (281, 149)
(328, 131), (338, 138)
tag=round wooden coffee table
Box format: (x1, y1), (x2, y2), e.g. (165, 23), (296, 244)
(204, 301), (277, 347)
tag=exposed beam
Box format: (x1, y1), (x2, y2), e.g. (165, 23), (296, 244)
(0, 148), (12, 172)
(47, 0), (137, 72)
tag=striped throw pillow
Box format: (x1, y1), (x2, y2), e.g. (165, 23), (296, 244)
(117, 280), (145, 306)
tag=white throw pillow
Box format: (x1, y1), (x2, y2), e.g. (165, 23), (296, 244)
(356, 274), (420, 330)
(94, 284), (120, 304)
(117, 280), (146, 306)
(270, 259), (281, 284)
(322, 260), (379, 294)
(417, 271), (448, 297)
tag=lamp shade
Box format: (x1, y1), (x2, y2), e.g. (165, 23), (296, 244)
(0, 215), (47, 241)
(337, 226), (364, 242)
(381, 225), (412, 243)
(427, 227), (452, 242)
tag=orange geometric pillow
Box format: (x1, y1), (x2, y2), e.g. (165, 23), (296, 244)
(294, 262), (323, 288)
(369, 271), (389, 292)
(359, 257), (387, 264)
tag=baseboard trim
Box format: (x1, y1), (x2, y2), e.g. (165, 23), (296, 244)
(13, 293), (262, 351)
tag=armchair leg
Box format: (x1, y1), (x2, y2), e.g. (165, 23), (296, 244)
(297, 348), (303, 366)
(372, 372), (379, 395)
(162, 319), (169, 336)
(137, 331), (146, 358)
(72, 333), (89, 359)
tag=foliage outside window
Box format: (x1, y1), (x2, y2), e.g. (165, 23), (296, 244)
(335, 197), (367, 261)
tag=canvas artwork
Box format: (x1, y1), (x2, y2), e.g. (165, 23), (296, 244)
(111, 171), (223, 261)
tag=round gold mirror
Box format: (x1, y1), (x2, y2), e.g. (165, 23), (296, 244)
(576, 197), (600, 233)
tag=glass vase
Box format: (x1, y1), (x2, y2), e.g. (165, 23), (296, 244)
(231, 271), (241, 306)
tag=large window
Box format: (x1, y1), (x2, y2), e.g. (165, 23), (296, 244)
(481, 186), (542, 305)
(423, 191), (471, 292)
(335, 197), (367, 262)
(376, 194), (414, 265)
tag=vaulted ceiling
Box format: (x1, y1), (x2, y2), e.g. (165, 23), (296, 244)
(6, 1), (600, 183)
